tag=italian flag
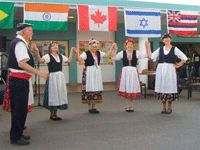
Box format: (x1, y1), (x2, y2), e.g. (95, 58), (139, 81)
(24, 3), (69, 31)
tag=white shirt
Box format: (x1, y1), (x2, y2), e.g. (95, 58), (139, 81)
(42, 54), (68, 64)
(9, 34), (30, 73)
(80, 51), (106, 65)
(80, 51), (106, 60)
(112, 50), (148, 61)
(151, 46), (188, 62)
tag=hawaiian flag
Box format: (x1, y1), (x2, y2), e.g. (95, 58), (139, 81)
(167, 10), (198, 35)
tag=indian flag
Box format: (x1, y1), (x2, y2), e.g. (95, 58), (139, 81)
(24, 3), (69, 31)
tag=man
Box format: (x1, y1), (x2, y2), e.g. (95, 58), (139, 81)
(8, 23), (49, 145)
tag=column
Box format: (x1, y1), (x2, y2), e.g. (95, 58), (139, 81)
(138, 37), (148, 86)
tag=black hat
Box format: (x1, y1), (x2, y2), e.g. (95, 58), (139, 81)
(17, 23), (33, 31)
(161, 33), (172, 40)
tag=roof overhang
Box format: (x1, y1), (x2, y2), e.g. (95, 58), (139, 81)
(1, 0), (200, 12)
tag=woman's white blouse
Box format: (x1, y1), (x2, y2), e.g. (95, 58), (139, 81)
(42, 54), (68, 64)
(80, 51), (106, 60)
(151, 46), (188, 61)
(112, 50), (148, 61)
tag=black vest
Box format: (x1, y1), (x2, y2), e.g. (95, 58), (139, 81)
(84, 50), (101, 66)
(122, 50), (137, 67)
(8, 37), (34, 70)
(158, 46), (176, 64)
(47, 54), (63, 73)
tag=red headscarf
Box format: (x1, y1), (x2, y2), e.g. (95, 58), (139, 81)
(124, 38), (136, 45)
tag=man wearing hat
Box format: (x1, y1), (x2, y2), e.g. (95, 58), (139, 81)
(8, 23), (49, 145)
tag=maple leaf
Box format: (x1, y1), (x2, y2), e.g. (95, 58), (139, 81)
(90, 9), (107, 28)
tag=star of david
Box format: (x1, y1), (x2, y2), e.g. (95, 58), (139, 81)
(140, 18), (148, 28)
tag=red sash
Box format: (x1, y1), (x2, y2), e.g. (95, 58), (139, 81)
(10, 72), (31, 80)
(2, 72), (32, 112)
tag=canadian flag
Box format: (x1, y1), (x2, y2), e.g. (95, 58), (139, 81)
(78, 5), (117, 31)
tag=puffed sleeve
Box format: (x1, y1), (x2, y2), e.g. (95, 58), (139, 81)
(151, 48), (160, 61)
(112, 51), (123, 61)
(42, 54), (50, 63)
(15, 41), (30, 63)
(136, 50), (148, 59)
(174, 47), (188, 61)
(61, 54), (68, 63)
(80, 52), (87, 60)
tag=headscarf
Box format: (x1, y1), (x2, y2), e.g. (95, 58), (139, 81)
(124, 38), (136, 45)
(89, 38), (99, 46)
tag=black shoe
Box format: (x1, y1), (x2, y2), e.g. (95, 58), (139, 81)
(89, 109), (99, 114)
(23, 126), (27, 130)
(93, 109), (99, 113)
(129, 109), (134, 112)
(50, 116), (62, 121)
(90, 109), (96, 114)
(126, 107), (134, 112)
(55, 117), (62, 120)
(11, 137), (30, 145)
(22, 135), (31, 140)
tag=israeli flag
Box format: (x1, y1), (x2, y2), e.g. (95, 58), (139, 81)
(124, 8), (161, 37)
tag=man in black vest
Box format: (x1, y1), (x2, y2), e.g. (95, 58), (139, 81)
(8, 23), (49, 145)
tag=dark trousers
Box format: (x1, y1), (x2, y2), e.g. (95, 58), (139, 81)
(9, 76), (29, 141)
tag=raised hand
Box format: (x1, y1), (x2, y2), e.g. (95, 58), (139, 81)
(145, 41), (150, 48)
(31, 43), (39, 52)
(114, 43), (118, 49)
(145, 41), (152, 59)
(72, 47), (78, 53)
(111, 43), (118, 50)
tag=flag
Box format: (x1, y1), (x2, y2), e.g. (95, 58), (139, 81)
(24, 3), (69, 31)
(78, 5), (117, 31)
(124, 8), (161, 37)
(0, 2), (14, 29)
(167, 10), (197, 35)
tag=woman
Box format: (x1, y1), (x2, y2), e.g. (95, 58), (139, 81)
(34, 42), (77, 120)
(112, 38), (151, 112)
(76, 38), (116, 114)
(145, 34), (188, 114)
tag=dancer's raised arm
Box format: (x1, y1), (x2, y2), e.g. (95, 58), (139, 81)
(32, 43), (45, 63)
(145, 41), (152, 59)
(103, 43), (118, 58)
